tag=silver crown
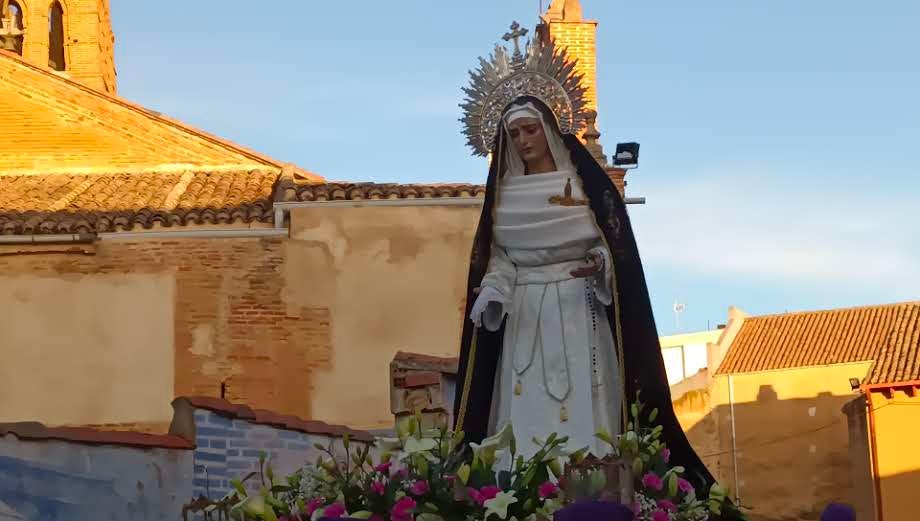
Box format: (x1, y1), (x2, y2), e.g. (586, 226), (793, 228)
(460, 22), (590, 157)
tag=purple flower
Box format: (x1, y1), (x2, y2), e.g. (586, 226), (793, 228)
(657, 499), (677, 512)
(677, 478), (694, 494)
(391, 497), (417, 521)
(642, 472), (664, 491)
(661, 448), (671, 464)
(652, 509), (669, 521)
(323, 503), (347, 519)
(410, 480), (430, 496)
(374, 462), (392, 473)
(538, 481), (559, 499)
(370, 480), (385, 495)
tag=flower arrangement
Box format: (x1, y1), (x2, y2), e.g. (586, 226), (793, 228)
(221, 399), (742, 521)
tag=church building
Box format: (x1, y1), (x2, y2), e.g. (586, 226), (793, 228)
(0, 0), (627, 433)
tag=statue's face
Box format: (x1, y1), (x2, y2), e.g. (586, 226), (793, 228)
(507, 117), (552, 166)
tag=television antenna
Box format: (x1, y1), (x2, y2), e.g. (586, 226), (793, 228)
(673, 298), (686, 331)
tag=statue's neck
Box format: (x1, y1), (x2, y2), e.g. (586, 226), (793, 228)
(525, 155), (557, 175)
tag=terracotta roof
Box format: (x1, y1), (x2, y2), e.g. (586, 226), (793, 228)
(0, 51), (320, 177)
(716, 302), (920, 385)
(177, 396), (374, 443)
(392, 351), (460, 375)
(283, 181), (486, 203)
(0, 421), (194, 450)
(0, 169), (279, 234)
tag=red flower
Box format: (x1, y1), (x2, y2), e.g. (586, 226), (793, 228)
(678, 478), (694, 494)
(410, 480), (430, 496)
(391, 497), (417, 521)
(323, 503), (347, 519)
(652, 509), (669, 521)
(370, 480), (385, 496)
(538, 481), (559, 499)
(661, 448), (671, 464)
(642, 472), (664, 491)
(374, 462), (392, 473)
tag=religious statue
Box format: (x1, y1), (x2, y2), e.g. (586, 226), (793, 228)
(452, 22), (724, 501)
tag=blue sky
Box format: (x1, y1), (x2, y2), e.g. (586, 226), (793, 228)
(112, 1), (919, 335)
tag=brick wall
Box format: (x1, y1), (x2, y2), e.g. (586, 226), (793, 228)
(548, 20), (599, 114)
(0, 237), (330, 422)
(18, 0), (115, 93)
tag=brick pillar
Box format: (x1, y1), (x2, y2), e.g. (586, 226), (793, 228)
(543, 0), (598, 115)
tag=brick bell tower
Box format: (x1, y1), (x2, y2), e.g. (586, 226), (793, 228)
(540, 0), (631, 196)
(1, 0), (116, 94)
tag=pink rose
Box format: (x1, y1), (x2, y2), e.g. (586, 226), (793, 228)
(677, 478), (694, 494)
(538, 481), (559, 499)
(323, 503), (347, 519)
(652, 509), (669, 521)
(306, 498), (324, 515)
(391, 497), (417, 521)
(374, 462), (392, 473)
(657, 499), (677, 512)
(467, 485), (501, 506)
(370, 480), (385, 495)
(479, 486), (501, 501)
(392, 467), (409, 479)
(410, 480), (430, 496)
(642, 472), (664, 491)
(661, 448), (671, 464)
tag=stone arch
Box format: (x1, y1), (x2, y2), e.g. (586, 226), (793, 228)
(2, 0), (27, 55)
(48, 0), (65, 70)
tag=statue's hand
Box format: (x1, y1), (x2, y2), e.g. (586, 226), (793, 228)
(569, 252), (604, 278)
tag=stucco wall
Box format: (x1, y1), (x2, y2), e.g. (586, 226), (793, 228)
(0, 436), (192, 521)
(0, 273), (175, 426)
(681, 363), (872, 521)
(869, 389), (920, 521)
(286, 205), (480, 429)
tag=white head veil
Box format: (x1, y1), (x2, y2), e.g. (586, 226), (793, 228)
(501, 101), (576, 178)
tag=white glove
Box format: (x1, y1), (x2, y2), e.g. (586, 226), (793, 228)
(469, 286), (506, 328)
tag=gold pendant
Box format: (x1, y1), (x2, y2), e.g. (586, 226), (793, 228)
(514, 381), (522, 396)
(560, 406), (568, 422)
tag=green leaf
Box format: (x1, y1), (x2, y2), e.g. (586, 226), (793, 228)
(595, 430), (614, 445)
(231, 479), (247, 496)
(632, 457), (644, 477)
(350, 512), (373, 520)
(457, 463), (471, 485)
(668, 473), (679, 497)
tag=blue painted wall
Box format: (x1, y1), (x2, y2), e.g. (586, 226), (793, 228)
(0, 436), (193, 521)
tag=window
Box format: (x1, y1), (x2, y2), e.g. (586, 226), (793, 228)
(49, 1), (65, 70)
(1, 1), (25, 56)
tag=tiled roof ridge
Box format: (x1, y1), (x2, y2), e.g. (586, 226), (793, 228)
(0, 50), (322, 181)
(743, 300), (920, 321)
(286, 181), (486, 203)
(176, 396), (375, 443)
(0, 421), (194, 450)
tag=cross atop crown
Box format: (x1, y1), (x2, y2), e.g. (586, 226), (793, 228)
(502, 21), (529, 62)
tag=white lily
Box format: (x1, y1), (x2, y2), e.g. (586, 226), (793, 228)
(403, 436), (438, 454)
(484, 490), (518, 520)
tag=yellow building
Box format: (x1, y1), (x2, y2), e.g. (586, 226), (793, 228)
(673, 302), (920, 521)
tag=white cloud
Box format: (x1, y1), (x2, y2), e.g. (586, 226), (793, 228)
(631, 175), (920, 295)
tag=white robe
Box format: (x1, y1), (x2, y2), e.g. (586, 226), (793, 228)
(475, 170), (624, 458)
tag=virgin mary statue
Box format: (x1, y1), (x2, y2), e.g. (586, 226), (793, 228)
(452, 25), (721, 498)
